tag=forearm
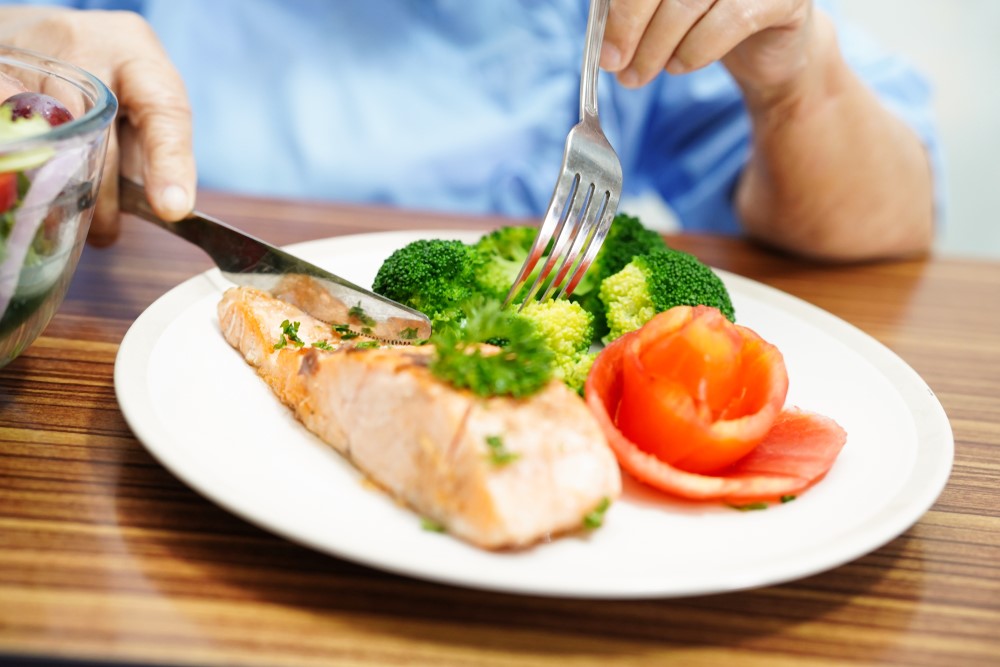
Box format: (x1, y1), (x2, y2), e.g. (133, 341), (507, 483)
(734, 12), (934, 262)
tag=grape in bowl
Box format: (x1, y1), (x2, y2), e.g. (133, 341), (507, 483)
(0, 45), (117, 368)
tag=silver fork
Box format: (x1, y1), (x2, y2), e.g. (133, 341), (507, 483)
(504, 0), (622, 308)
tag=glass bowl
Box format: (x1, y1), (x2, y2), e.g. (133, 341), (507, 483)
(0, 45), (117, 368)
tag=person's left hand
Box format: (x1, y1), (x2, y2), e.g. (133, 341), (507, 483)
(600, 0), (815, 97)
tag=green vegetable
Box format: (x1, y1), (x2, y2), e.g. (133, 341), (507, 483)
(582, 497), (611, 529)
(429, 298), (553, 398)
(420, 517), (446, 533)
(273, 319), (304, 350)
(728, 501), (769, 512)
(332, 323), (360, 340)
(371, 238), (483, 329)
(348, 303), (376, 327)
(354, 340), (381, 350)
(484, 434), (519, 466)
(0, 112), (53, 172)
(571, 213), (669, 341)
(518, 299), (596, 395)
(311, 340), (335, 350)
(599, 247), (734, 343)
(369, 215), (723, 397)
(471, 225), (545, 302)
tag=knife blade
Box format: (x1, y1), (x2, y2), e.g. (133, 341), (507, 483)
(118, 177), (432, 344)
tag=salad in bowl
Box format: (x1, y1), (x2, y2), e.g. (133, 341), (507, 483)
(0, 45), (116, 368)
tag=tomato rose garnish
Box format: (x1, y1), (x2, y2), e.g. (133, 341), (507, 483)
(586, 305), (847, 503)
(616, 305), (788, 474)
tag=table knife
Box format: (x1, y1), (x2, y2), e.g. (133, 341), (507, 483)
(118, 177), (432, 344)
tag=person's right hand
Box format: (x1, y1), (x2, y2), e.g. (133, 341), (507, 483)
(0, 6), (195, 246)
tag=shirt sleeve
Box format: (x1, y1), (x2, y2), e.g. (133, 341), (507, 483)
(614, 0), (943, 234)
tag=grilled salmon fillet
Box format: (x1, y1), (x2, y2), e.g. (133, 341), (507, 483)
(217, 286), (621, 549)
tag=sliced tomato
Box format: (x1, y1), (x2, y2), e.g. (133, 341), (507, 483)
(0, 172), (17, 213)
(613, 306), (787, 474)
(585, 306), (847, 503)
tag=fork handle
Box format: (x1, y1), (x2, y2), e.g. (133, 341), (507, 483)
(580, 0), (611, 121)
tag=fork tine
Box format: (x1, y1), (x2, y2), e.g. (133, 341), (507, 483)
(502, 170), (579, 308)
(518, 178), (593, 307)
(553, 188), (617, 299)
(544, 186), (609, 301)
(540, 183), (601, 301)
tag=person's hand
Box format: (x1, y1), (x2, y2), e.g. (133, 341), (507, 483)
(600, 0), (814, 99)
(0, 6), (195, 246)
(600, 1), (933, 261)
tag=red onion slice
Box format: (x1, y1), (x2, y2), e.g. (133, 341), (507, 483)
(0, 147), (86, 318)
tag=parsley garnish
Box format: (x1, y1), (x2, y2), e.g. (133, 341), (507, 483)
(354, 341), (380, 350)
(348, 303), (377, 327)
(484, 434), (519, 466)
(399, 327), (419, 340)
(311, 340), (335, 350)
(420, 517), (446, 533)
(429, 299), (553, 398)
(583, 497), (611, 529)
(728, 501), (769, 511)
(332, 323), (360, 340)
(273, 319), (304, 350)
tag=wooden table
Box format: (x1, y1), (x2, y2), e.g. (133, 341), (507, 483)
(1, 191), (997, 667)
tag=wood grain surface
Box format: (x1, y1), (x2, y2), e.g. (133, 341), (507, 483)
(0, 191), (997, 667)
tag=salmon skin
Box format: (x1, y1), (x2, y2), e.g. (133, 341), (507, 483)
(217, 287), (621, 549)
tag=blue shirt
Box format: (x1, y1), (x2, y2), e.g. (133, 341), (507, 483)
(7, 0), (942, 233)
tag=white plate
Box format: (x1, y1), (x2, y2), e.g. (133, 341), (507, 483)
(114, 230), (954, 599)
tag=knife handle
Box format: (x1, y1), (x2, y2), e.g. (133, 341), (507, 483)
(118, 176), (270, 274)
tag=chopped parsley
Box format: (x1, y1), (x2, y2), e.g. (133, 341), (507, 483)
(728, 501), (769, 512)
(273, 319), (304, 350)
(332, 323), (360, 340)
(348, 303), (377, 327)
(311, 340), (335, 351)
(484, 434), (519, 466)
(354, 340), (380, 350)
(399, 327), (419, 340)
(420, 517), (446, 533)
(582, 497), (611, 529)
(728, 496), (795, 511)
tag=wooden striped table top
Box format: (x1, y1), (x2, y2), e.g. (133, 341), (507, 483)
(0, 190), (997, 667)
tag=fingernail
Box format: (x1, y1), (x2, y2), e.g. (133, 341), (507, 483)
(618, 68), (640, 88)
(600, 43), (623, 71)
(159, 184), (192, 218)
(666, 57), (685, 75)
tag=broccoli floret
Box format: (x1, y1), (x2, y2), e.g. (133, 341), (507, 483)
(429, 298), (554, 398)
(560, 351), (597, 396)
(371, 238), (482, 329)
(600, 248), (734, 342)
(472, 225), (542, 302)
(572, 213), (668, 341)
(519, 299), (595, 394)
